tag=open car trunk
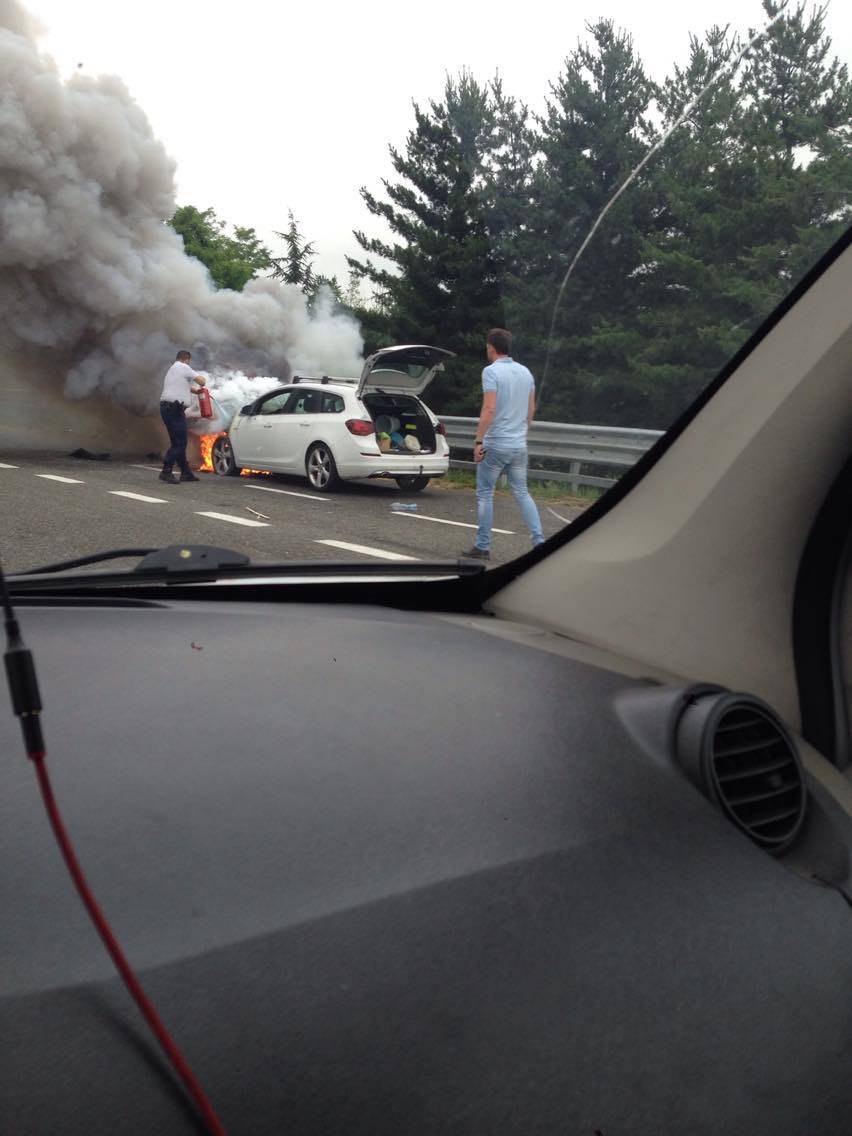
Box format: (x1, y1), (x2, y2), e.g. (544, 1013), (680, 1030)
(357, 344), (455, 398)
(363, 393), (437, 454)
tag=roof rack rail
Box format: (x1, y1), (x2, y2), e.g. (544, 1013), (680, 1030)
(289, 374), (359, 387)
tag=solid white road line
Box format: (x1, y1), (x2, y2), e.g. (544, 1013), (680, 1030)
(246, 484), (332, 503)
(35, 474), (84, 484)
(315, 539), (418, 562)
(0, 462), (19, 469)
(392, 511), (514, 535)
(109, 491), (168, 504)
(546, 505), (572, 524)
(195, 511), (269, 528)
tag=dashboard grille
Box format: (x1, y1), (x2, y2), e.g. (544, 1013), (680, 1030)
(709, 704), (806, 851)
(674, 691), (807, 856)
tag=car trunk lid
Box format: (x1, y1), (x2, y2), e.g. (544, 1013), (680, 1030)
(356, 345), (455, 397)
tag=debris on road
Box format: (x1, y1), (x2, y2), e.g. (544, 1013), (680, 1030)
(391, 502), (418, 512)
(69, 448), (110, 461)
(246, 507), (270, 520)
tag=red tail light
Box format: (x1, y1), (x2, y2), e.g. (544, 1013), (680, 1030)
(346, 419), (375, 436)
(435, 421), (447, 436)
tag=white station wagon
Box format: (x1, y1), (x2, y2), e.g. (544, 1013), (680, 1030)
(211, 344), (455, 492)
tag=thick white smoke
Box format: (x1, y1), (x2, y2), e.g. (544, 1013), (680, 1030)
(0, 0), (364, 418)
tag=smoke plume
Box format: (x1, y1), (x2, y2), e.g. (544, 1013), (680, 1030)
(0, 0), (363, 419)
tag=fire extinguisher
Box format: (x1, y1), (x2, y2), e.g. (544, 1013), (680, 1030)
(197, 386), (214, 419)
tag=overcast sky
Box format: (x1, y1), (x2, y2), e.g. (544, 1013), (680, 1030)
(22, 0), (852, 282)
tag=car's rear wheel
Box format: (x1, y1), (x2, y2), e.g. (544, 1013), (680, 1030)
(395, 475), (430, 492)
(212, 435), (241, 477)
(306, 443), (341, 492)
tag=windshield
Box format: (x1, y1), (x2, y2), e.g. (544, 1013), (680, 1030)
(1, 0), (850, 574)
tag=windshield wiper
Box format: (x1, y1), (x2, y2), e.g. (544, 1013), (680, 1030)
(6, 545), (485, 590)
(15, 548), (156, 575)
(12, 544), (250, 582)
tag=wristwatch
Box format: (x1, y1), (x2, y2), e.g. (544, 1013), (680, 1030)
(474, 438), (483, 445)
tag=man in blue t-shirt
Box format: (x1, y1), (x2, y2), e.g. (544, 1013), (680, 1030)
(461, 328), (544, 560)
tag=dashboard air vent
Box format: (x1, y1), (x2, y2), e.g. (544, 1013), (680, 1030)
(676, 693), (807, 855)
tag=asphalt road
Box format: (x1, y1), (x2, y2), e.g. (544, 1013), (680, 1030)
(0, 451), (584, 574)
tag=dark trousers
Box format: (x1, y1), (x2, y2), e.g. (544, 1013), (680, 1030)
(160, 402), (190, 472)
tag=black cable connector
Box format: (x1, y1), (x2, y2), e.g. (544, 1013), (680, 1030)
(4, 620), (45, 758)
(2, 563), (45, 758)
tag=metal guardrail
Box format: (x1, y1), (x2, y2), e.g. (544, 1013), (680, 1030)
(440, 417), (664, 490)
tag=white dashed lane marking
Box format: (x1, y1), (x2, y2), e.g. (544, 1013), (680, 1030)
(195, 511), (269, 528)
(391, 511), (513, 534)
(35, 474), (84, 484)
(0, 462), (19, 469)
(130, 464), (163, 472)
(246, 484), (333, 503)
(315, 539), (417, 562)
(109, 491), (168, 504)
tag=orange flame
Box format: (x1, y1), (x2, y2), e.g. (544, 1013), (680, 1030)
(198, 433), (224, 472)
(195, 433), (270, 477)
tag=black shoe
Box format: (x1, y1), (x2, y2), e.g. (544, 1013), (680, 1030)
(158, 470), (179, 484)
(460, 547), (490, 560)
(179, 470), (200, 482)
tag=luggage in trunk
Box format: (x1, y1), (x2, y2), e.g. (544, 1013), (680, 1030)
(365, 394), (437, 453)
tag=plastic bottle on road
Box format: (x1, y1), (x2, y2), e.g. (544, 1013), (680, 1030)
(391, 503), (418, 512)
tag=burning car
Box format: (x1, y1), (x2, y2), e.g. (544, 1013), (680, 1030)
(208, 345), (454, 492)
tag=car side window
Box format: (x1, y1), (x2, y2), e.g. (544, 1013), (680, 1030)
(292, 392), (322, 414)
(258, 391), (294, 415)
(321, 394), (345, 413)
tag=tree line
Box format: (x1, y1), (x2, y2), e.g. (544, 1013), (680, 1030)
(167, 1), (852, 428)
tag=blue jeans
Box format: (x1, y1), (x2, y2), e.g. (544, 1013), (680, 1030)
(475, 445), (544, 551)
(160, 401), (190, 472)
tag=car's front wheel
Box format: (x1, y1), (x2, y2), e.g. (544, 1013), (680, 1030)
(212, 435), (241, 477)
(395, 475), (430, 492)
(306, 442), (341, 492)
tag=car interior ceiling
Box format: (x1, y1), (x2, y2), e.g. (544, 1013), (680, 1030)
(485, 232), (852, 748)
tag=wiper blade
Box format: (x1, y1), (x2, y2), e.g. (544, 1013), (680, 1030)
(5, 548), (485, 591)
(15, 548), (156, 576)
(11, 545), (250, 583)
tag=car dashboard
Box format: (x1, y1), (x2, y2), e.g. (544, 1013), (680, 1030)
(1, 596), (851, 1135)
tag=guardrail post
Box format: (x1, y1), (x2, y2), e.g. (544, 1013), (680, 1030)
(568, 460), (582, 491)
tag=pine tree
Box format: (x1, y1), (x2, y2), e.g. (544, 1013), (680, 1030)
(482, 77), (538, 308)
(270, 211), (318, 293)
(632, 1), (852, 426)
(345, 4), (851, 429)
(348, 72), (504, 412)
(524, 20), (659, 423)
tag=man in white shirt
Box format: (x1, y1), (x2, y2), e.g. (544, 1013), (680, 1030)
(159, 350), (207, 483)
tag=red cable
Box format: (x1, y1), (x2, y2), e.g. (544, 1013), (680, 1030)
(29, 749), (227, 1136)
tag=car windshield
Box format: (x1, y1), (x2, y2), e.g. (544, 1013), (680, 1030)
(1, 0), (850, 574)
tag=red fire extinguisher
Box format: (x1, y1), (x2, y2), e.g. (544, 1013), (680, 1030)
(197, 387), (214, 419)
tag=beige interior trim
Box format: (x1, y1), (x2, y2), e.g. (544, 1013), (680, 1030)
(489, 241), (852, 730)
